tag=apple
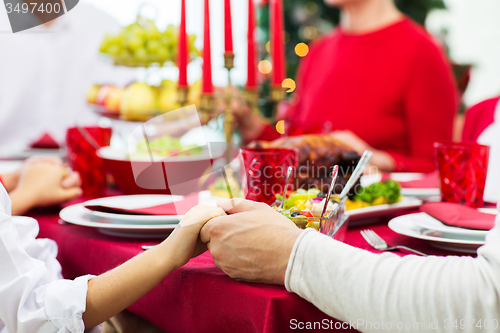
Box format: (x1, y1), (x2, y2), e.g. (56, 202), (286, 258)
(104, 87), (124, 114)
(120, 82), (157, 121)
(95, 84), (114, 106)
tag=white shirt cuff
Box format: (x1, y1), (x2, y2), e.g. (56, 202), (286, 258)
(44, 274), (96, 333)
(284, 228), (318, 293)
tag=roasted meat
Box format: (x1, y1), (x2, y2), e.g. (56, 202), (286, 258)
(251, 134), (361, 194)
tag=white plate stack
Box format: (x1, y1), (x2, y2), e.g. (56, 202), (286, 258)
(59, 193), (217, 238)
(388, 209), (497, 253)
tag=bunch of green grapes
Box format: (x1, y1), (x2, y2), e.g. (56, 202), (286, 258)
(100, 18), (200, 67)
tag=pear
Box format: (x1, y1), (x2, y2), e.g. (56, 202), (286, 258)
(188, 80), (202, 107)
(158, 80), (180, 112)
(120, 83), (157, 121)
(86, 84), (102, 104)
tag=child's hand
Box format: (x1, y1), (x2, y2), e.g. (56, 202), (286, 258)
(0, 156), (63, 192)
(164, 205), (226, 268)
(10, 161), (82, 215)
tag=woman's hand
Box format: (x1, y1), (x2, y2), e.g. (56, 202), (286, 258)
(330, 130), (371, 154)
(216, 87), (266, 143)
(331, 130), (396, 172)
(9, 161), (82, 215)
(164, 205), (226, 269)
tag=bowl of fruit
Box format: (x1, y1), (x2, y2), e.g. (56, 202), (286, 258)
(87, 79), (202, 121)
(99, 17), (199, 68)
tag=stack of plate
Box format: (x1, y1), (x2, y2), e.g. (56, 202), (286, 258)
(388, 209), (497, 253)
(361, 173), (441, 199)
(59, 194), (216, 238)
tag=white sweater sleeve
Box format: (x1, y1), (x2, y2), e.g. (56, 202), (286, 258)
(0, 186), (96, 333)
(285, 209), (500, 333)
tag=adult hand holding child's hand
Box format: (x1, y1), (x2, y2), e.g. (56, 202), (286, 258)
(201, 199), (302, 285)
(166, 205), (227, 269)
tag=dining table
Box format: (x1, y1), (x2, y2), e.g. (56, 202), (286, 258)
(28, 192), (476, 333)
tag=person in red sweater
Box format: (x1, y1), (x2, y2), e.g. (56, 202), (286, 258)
(237, 0), (458, 173)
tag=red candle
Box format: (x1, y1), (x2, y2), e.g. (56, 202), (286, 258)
(224, 0), (233, 55)
(270, 0), (286, 87)
(177, 0), (188, 88)
(202, 0), (214, 94)
(246, 0), (258, 89)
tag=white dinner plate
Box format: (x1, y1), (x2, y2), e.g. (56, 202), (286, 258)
(0, 148), (65, 160)
(360, 173), (425, 186)
(409, 209), (496, 240)
(388, 213), (487, 254)
(82, 192), (219, 224)
(361, 173), (440, 198)
(400, 188), (441, 197)
(83, 195), (186, 224)
(0, 160), (23, 174)
(59, 203), (178, 238)
(346, 196), (423, 225)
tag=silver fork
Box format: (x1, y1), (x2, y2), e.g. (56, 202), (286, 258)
(360, 229), (428, 256)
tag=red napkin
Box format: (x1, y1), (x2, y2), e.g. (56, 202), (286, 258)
(30, 133), (60, 149)
(85, 192), (199, 216)
(421, 202), (496, 230)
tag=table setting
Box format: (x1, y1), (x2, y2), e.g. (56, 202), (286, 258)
(12, 128), (492, 332)
(9, 80), (494, 332)
(2, 0), (498, 332)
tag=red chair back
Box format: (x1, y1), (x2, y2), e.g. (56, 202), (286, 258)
(462, 97), (499, 141)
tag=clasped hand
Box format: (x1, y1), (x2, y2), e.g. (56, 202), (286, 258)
(173, 199), (302, 285)
(7, 156), (82, 215)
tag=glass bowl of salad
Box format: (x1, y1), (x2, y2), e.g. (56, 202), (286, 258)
(273, 189), (349, 241)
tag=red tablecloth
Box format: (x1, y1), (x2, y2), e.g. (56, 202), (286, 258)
(31, 202), (472, 333)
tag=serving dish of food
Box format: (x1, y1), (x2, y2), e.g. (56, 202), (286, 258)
(251, 135), (422, 225)
(273, 180), (422, 227)
(98, 134), (225, 196)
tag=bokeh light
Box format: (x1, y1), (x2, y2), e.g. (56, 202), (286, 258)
(295, 43), (309, 57)
(304, 2), (318, 15)
(303, 25), (318, 40)
(282, 78), (296, 92)
(266, 41), (271, 53)
(276, 120), (285, 135)
(258, 60), (272, 74)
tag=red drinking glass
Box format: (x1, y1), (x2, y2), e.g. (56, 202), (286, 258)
(241, 148), (298, 205)
(434, 141), (490, 208)
(66, 126), (112, 197)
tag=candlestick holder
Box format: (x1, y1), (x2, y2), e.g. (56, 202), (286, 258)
(270, 85), (286, 103)
(270, 85), (286, 121)
(245, 88), (260, 114)
(177, 86), (189, 107)
(224, 53), (235, 166)
(199, 93), (214, 124)
(224, 53), (235, 71)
